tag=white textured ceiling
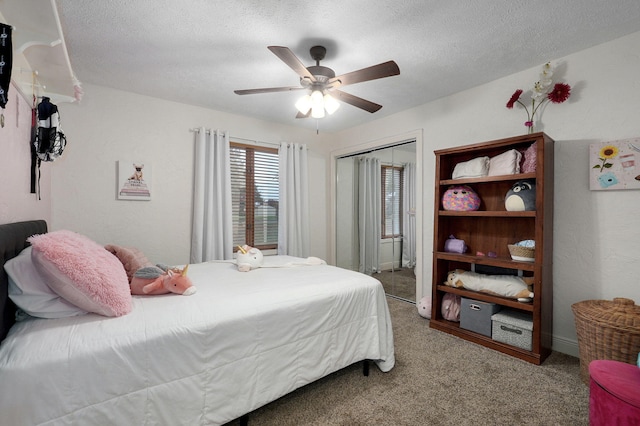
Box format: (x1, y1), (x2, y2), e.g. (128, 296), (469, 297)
(54, 0), (640, 133)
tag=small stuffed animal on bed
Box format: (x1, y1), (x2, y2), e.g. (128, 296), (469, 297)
(130, 264), (196, 295)
(236, 245), (263, 272)
(445, 269), (534, 300)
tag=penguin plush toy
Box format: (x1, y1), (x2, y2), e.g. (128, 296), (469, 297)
(505, 180), (536, 211)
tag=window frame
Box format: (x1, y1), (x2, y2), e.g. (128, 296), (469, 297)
(230, 142), (279, 252)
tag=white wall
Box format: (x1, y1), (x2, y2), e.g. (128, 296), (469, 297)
(55, 84), (330, 264)
(0, 82), (52, 225)
(329, 31), (640, 356)
(0, 10), (52, 226)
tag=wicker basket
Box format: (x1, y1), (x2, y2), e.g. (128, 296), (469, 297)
(572, 298), (640, 385)
(507, 244), (535, 261)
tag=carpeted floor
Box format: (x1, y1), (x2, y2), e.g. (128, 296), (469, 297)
(375, 268), (416, 302)
(225, 297), (589, 425)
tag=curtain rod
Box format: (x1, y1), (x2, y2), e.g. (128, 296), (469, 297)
(189, 129), (279, 148)
(337, 139), (416, 159)
(189, 128), (211, 134)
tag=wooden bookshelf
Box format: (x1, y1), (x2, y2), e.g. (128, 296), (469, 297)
(430, 132), (554, 365)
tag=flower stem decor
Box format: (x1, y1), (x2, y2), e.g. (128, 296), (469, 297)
(506, 62), (571, 134)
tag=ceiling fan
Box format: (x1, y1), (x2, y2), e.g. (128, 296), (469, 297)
(234, 45), (400, 119)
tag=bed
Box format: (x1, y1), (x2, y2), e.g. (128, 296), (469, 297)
(0, 220), (395, 425)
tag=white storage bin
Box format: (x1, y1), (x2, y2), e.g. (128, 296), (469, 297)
(491, 310), (533, 350)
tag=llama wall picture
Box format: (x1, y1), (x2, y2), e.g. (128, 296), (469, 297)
(118, 160), (152, 200)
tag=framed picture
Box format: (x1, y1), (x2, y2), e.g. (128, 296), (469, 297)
(117, 160), (152, 200)
(590, 138), (640, 191)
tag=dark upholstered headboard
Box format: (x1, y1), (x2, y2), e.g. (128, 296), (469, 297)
(0, 220), (48, 342)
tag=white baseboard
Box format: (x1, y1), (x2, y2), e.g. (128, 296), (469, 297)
(552, 335), (579, 358)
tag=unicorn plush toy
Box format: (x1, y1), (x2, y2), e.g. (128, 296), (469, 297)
(130, 264), (196, 295)
(236, 245), (264, 272)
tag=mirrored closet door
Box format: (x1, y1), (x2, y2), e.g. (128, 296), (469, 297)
(335, 141), (417, 302)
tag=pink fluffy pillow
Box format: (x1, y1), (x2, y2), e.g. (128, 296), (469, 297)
(28, 230), (132, 317)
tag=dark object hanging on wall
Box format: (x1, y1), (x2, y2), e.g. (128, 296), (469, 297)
(31, 97), (68, 199)
(30, 104), (37, 194)
(0, 23), (13, 127)
(34, 97), (67, 162)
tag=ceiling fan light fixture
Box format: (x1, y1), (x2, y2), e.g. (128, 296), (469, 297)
(310, 90), (324, 106)
(299, 90), (328, 118)
(324, 93), (340, 115)
(311, 104), (325, 119)
(295, 94), (312, 114)
(297, 90), (339, 118)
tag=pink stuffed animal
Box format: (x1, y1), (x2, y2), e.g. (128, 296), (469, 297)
(130, 264), (197, 296)
(418, 296), (432, 319)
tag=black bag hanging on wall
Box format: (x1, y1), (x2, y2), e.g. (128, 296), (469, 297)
(31, 97), (68, 198)
(0, 23), (13, 126)
(34, 97), (67, 162)
(30, 104), (37, 194)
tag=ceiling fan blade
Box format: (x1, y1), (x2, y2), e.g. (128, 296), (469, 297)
(267, 46), (316, 82)
(295, 110), (311, 119)
(329, 60), (400, 87)
(234, 86), (304, 95)
(332, 90), (382, 113)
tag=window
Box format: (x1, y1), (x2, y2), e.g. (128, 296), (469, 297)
(230, 142), (279, 250)
(381, 165), (403, 238)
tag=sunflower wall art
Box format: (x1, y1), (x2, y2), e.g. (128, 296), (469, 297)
(590, 138), (640, 190)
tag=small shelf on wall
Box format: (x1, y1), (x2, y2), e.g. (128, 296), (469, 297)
(0, 0), (82, 104)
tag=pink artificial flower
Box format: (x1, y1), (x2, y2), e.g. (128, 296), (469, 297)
(506, 62), (573, 133)
(506, 89), (523, 109)
(547, 83), (571, 104)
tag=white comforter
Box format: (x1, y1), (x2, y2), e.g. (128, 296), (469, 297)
(0, 257), (395, 425)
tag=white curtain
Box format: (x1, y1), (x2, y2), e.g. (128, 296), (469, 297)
(357, 157), (381, 274)
(278, 142), (309, 257)
(190, 128), (233, 262)
(402, 162), (417, 269)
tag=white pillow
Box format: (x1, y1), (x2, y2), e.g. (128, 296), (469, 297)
(488, 149), (522, 176)
(4, 247), (87, 319)
(451, 156), (490, 179)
